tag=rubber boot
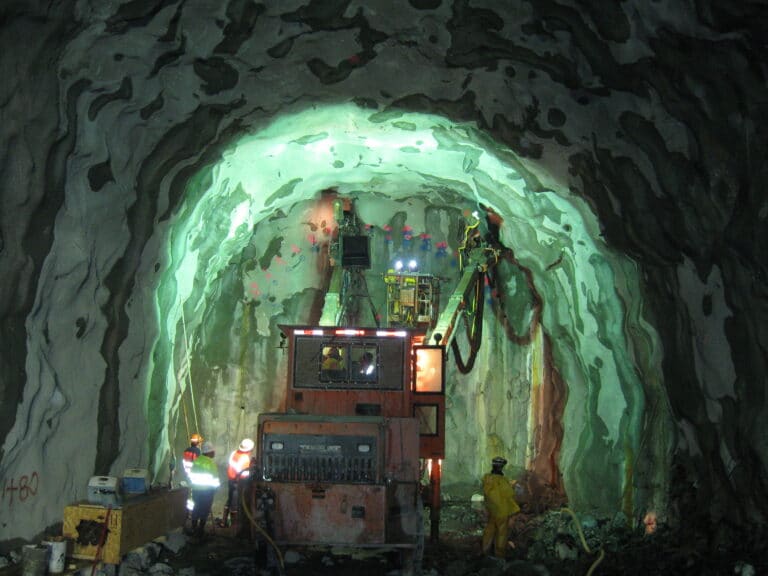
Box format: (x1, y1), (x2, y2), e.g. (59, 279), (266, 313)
(222, 507), (230, 528)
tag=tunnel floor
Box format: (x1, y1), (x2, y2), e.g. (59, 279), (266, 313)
(1, 501), (765, 575)
(159, 501), (766, 576)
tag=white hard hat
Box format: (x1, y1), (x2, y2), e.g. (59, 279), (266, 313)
(202, 442), (215, 454)
(239, 438), (255, 452)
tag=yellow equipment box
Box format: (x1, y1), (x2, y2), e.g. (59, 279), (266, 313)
(63, 487), (188, 564)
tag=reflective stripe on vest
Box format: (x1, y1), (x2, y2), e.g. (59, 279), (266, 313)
(189, 470), (221, 488)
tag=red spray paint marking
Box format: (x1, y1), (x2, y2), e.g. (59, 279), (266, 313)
(1, 471), (39, 508)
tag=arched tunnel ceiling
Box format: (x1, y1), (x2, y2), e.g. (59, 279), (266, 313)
(159, 103), (661, 518)
(0, 0), (766, 548)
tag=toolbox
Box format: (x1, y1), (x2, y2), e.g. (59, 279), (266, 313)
(121, 468), (150, 495)
(87, 476), (120, 507)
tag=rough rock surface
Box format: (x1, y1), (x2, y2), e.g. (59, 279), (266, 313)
(0, 0), (766, 555)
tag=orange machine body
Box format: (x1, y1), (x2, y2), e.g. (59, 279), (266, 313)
(258, 414), (420, 545)
(252, 326), (445, 548)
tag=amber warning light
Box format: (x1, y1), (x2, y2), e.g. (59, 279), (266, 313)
(292, 328), (407, 337)
(414, 347), (444, 393)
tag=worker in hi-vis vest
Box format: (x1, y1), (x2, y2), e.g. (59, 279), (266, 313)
(224, 438), (254, 527)
(188, 442), (220, 538)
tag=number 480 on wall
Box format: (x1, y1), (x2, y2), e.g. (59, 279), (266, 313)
(2, 472), (39, 507)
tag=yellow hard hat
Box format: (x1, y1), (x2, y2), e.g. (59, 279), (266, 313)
(190, 433), (203, 444)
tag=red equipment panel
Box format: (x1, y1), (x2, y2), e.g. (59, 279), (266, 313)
(271, 483), (386, 545)
(257, 414), (421, 546)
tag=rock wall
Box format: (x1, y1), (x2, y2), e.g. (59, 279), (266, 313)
(1, 0), (766, 544)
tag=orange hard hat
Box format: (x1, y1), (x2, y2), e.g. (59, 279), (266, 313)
(190, 433), (203, 444)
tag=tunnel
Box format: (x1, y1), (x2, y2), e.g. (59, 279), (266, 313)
(0, 1), (766, 575)
(146, 102), (666, 517)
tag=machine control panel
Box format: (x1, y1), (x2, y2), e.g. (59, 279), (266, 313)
(262, 432), (378, 484)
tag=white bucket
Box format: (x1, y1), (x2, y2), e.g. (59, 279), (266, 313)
(42, 538), (67, 574)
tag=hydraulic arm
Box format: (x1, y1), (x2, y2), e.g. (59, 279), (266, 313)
(426, 245), (496, 351)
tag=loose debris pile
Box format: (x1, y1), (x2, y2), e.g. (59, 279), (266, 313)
(434, 501), (766, 576)
(1, 501), (766, 576)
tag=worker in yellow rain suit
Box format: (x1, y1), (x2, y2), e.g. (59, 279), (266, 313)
(481, 456), (520, 558)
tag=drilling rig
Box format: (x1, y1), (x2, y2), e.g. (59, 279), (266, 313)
(242, 198), (497, 574)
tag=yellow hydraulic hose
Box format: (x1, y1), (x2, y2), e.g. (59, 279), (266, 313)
(241, 488), (285, 573)
(560, 507), (606, 576)
(458, 217), (480, 271)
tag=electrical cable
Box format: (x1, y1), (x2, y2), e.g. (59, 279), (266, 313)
(181, 305), (200, 434)
(458, 216), (481, 272)
(488, 249), (542, 346)
(560, 507), (606, 576)
(451, 271), (486, 374)
(234, 301), (252, 451)
(240, 485), (285, 574)
(236, 406), (245, 456)
(181, 397), (190, 442)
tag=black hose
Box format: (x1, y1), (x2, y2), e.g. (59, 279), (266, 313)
(451, 271), (485, 374)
